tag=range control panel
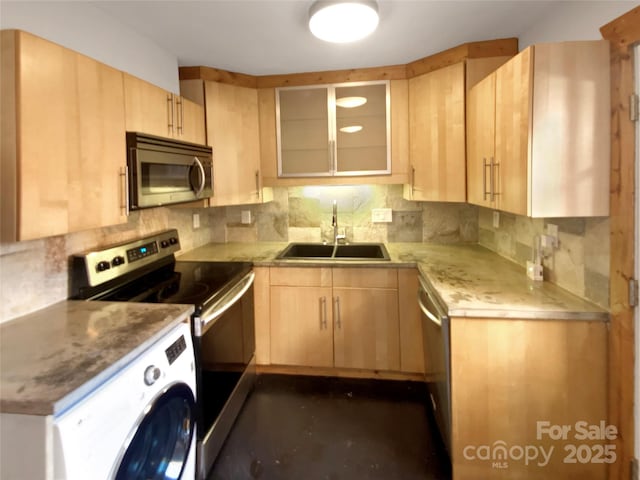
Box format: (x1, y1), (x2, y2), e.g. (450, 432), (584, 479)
(73, 229), (181, 287)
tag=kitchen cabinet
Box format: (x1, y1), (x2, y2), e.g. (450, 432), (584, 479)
(276, 81), (390, 178)
(269, 267), (333, 368)
(332, 268), (400, 371)
(397, 269), (424, 374)
(450, 317), (608, 480)
(180, 79), (272, 206)
(266, 266), (405, 374)
(405, 57), (512, 202)
(466, 41), (610, 217)
(124, 74), (205, 144)
(1, 30), (127, 241)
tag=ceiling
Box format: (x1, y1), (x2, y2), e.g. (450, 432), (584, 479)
(91, 0), (563, 76)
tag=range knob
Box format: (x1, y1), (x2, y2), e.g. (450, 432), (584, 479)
(169, 237), (179, 245)
(96, 261), (111, 272)
(160, 240), (170, 248)
(111, 256), (125, 267)
(144, 366), (161, 386)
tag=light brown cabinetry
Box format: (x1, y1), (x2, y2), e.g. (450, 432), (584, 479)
(397, 269), (424, 374)
(124, 74), (205, 144)
(180, 79), (272, 206)
(265, 266), (408, 375)
(1, 30), (127, 241)
(276, 81), (390, 178)
(405, 57), (511, 202)
(451, 317), (608, 480)
(466, 41), (610, 217)
(259, 80), (410, 187)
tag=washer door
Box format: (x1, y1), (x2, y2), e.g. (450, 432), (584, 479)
(114, 383), (196, 480)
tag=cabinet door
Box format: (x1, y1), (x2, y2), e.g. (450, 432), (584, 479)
(205, 81), (262, 205)
(335, 82), (390, 175)
(466, 72), (497, 209)
(495, 47), (532, 216)
(398, 269), (424, 374)
(332, 287), (400, 371)
(2, 30), (126, 241)
(409, 63), (465, 201)
(270, 286), (334, 367)
(177, 96), (206, 144)
(124, 74), (174, 138)
(277, 87), (331, 176)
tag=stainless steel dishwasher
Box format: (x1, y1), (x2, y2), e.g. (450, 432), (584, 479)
(418, 274), (451, 455)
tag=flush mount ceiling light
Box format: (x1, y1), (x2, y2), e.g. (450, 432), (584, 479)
(335, 96), (367, 108)
(309, 1), (379, 43)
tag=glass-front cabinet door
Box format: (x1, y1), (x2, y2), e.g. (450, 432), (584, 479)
(276, 81), (390, 177)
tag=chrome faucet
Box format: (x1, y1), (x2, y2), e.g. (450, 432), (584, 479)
(332, 200), (346, 245)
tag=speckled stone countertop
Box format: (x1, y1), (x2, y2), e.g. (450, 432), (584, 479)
(0, 301), (194, 416)
(178, 241), (608, 321)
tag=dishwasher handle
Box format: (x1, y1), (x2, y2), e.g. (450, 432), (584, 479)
(419, 293), (442, 327)
(418, 275), (447, 327)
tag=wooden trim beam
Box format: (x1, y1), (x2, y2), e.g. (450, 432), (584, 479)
(599, 5), (640, 480)
(178, 65), (257, 88)
(406, 37), (518, 77)
(178, 37), (518, 88)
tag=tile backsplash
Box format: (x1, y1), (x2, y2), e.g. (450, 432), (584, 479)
(477, 208), (609, 308)
(0, 185), (609, 322)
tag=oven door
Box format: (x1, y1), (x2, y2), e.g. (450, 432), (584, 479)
(193, 271), (256, 478)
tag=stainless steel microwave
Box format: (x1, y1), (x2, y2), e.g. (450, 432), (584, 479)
(126, 132), (213, 210)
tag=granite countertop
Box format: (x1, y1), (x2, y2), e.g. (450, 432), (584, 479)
(178, 241), (608, 321)
(0, 300), (194, 416)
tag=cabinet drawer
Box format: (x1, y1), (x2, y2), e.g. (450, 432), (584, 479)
(269, 267), (332, 287)
(332, 268), (398, 289)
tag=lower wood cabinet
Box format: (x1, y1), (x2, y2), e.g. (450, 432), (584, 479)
(257, 266), (420, 376)
(450, 317), (608, 480)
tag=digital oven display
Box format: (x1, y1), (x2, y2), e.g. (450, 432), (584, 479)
(127, 241), (159, 263)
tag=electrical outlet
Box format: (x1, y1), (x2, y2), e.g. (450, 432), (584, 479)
(371, 208), (392, 223)
(546, 223), (558, 238)
(192, 213), (200, 229)
(493, 211), (500, 228)
(241, 210), (252, 225)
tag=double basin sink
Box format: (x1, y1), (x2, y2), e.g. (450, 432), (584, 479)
(276, 242), (390, 261)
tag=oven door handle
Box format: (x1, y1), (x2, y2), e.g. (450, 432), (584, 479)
(194, 271), (255, 336)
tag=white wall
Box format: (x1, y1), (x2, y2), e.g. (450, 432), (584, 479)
(519, 1), (637, 48)
(0, 1), (180, 93)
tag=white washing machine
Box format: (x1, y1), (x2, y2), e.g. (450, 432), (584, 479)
(52, 322), (197, 480)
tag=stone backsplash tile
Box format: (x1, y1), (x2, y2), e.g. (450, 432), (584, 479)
(477, 206), (609, 308)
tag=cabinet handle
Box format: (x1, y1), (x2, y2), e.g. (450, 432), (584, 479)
(167, 94), (174, 134)
(411, 165), (416, 196)
(482, 157), (490, 201)
(176, 96), (184, 134)
(255, 170), (260, 197)
(334, 296), (341, 329)
(490, 157), (499, 202)
(119, 166), (129, 217)
(320, 296), (327, 329)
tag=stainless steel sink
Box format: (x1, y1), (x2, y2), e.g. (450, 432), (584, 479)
(276, 243), (390, 261)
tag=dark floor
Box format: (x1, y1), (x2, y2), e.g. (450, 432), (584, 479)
(207, 374), (451, 480)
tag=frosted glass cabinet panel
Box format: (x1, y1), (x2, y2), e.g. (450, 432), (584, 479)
(276, 81), (390, 177)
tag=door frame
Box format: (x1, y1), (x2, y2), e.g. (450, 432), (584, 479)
(600, 6), (640, 479)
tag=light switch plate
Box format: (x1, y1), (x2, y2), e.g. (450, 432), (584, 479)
(241, 210), (252, 224)
(493, 211), (500, 228)
(371, 208), (392, 223)
(192, 213), (200, 229)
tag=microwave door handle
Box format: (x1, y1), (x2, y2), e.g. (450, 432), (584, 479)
(191, 156), (206, 196)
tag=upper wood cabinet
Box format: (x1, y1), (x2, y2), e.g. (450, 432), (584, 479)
(467, 41), (610, 217)
(276, 81), (391, 178)
(405, 57), (511, 203)
(180, 79), (272, 206)
(124, 74), (205, 145)
(1, 30), (127, 242)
